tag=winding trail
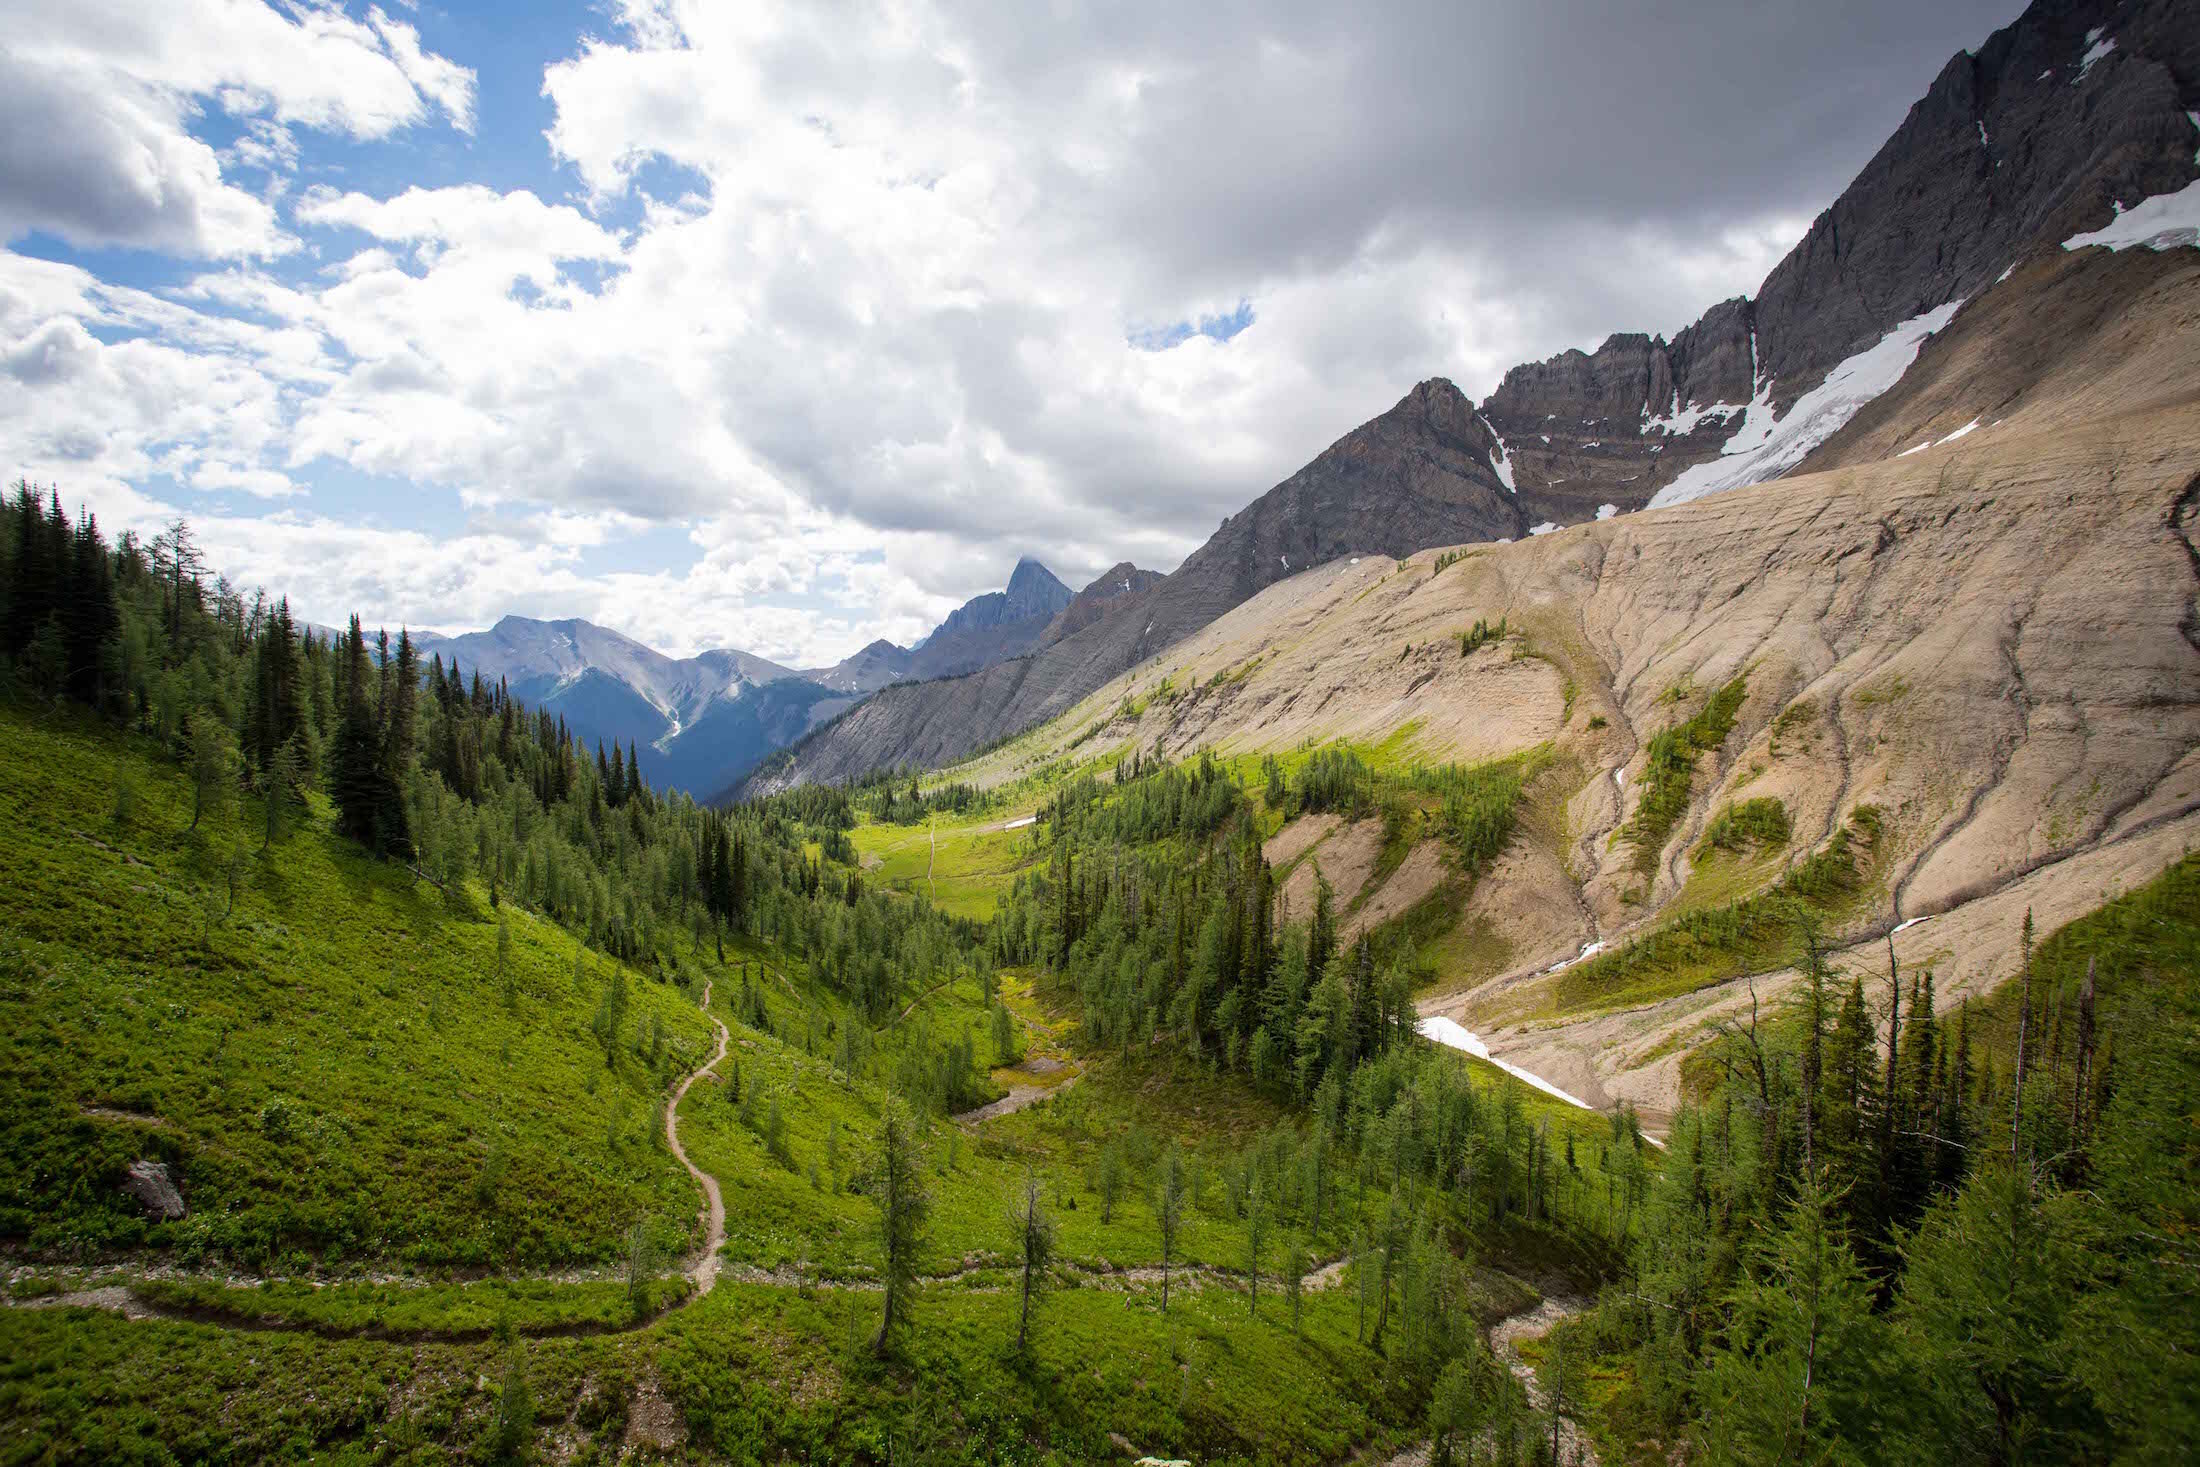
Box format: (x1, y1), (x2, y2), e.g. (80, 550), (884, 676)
(1380, 1291), (1598, 1467)
(666, 978), (731, 1296)
(1492, 1295), (1599, 1467)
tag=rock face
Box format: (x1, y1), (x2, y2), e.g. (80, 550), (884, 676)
(1484, 300), (1758, 526)
(1041, 563), (1162, 646)
(120, 1159), (185, 1221)
(927, 558), (1072, 642)
(1489, 0), (2200, 519)
(745, 380), (1523, 791)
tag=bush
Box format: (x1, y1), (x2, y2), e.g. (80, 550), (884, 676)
(1698, 798), (1790, 859)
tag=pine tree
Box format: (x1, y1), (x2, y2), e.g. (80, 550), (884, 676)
(1698, 1174), (1893, 1464)
(1008, 1166), (1053, 1350)
(1157, 1145), (1185, 1312)
(186, 713), (236, 832)
(63, 510), (119, 711)
(1899, 1163), (2100, 1460)
(331, 619), (384, 848)
(872, 1099), (928, 1356)
(260, 734), (304, 850)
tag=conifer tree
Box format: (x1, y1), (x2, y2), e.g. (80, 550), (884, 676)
(872, 1099), (928, 1356)
(1008, 1167), (1053, 1351)
(1157, 1145), (1185, 1312)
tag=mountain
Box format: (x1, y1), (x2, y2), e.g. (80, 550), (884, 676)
(745, 378), (1525, 791)
(413, 616), (851, 797)
(924, 557), (1072, 643)
(798, 638), (914, 694)
(831, 226), (2200, 1118)
(748, 0), (2200, 794)
(1041, 562), (1163, 645)
(1486, 0), (2200, 522)
(797, 558), (1079, 690)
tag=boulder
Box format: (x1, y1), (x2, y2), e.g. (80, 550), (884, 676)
(120, 1159), (185, 1220)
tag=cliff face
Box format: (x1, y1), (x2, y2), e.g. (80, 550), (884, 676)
(1487, 0), (2200, 518)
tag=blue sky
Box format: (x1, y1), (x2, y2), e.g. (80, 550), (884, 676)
(0, 0), (2023, 663)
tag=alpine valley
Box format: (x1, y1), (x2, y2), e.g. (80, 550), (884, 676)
(3, 2), (2198, 1465)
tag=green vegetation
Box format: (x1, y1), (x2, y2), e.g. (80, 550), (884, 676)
(1619, 674), (1747, 878)
(1545, 854), (2200, 1465)
(1552, 807), (1882, 1016)
(1696, 796), (1790, 859)
(6, 483), (2190, 1463)
(847, 815), (1035, 920)
(1455, 616), (1508, 656)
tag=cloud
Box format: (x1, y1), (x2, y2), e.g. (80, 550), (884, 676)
(0, 0), (2026, 663)
(0, 0), (475, 258)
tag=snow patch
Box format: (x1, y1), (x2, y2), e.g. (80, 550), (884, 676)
(1529, 521), (1559, 536)
(1936, 418), (1981, 445)
(1417, 1017), (1596, 1112)
(1002, 815), (1037, 830)
(1544, 939), (1607, 975)
(1478, 414), (1517, 492)
(1641, 393), (1744, 437)
(2062, 178), (2200, 252)
(1595, 503), (1618, 521)
(1977, 120), (1990, 149)
(2077, 27), (2114, 80)
(1647, 301), (1963, 510)
(1995, 262), (2016, 284)
(1892, 915), (1932, 935)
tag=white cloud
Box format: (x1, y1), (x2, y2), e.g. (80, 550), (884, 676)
(0, 0), (2016, 664)
(0, 0), (474, 258)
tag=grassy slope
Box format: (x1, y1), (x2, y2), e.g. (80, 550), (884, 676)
(0, 703), (1625, 1463)
(848, 816), (1037, 922)
(0, 702), (715, 1269)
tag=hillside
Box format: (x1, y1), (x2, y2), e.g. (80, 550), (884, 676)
(0, 696), (1622, 1462)
(889, 238), (2200, 1125)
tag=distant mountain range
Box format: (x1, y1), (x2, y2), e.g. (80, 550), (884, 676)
(409, 556), (1129, 797)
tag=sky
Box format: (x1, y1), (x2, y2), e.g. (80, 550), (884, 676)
(0, 0), (2025, 665)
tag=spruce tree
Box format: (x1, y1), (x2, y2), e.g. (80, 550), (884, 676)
(872, 1099), (928, 1356)
(1157, 1145), (1185, 1312)
(1008, 1166), (1053, 1350)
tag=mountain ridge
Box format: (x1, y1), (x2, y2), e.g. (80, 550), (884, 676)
(744, 0), (2200, 795)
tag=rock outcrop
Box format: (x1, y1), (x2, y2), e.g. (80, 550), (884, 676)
(120, 1159), (185, 1221)
(1491, 0), (2200, 518)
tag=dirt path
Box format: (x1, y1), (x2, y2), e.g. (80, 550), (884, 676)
(666, 978), (731, 1296)
(1492, 1295), (1599, 1467)
(7, 974), (746, 1341)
